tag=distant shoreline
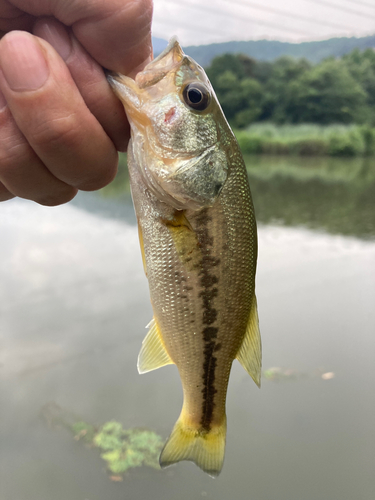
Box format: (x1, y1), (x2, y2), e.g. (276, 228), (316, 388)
(181, 35), (375, 67)
(235, 124), (375, 157)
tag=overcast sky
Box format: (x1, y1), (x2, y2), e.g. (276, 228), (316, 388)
(152, 0), (375, 46)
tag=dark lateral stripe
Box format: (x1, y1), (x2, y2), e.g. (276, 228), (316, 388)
(203, 326), (219, 341)
(200, 288), (218, 325)
(196, 209), (221, 431)
(200, 342), (218, 430)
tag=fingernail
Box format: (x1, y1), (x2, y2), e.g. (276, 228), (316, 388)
(0, 88), (7, 110)
(34, 19), (72, 62)
(0, 31), (49, 91)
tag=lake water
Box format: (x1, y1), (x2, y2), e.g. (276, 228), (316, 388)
(1, 156), (374, 500)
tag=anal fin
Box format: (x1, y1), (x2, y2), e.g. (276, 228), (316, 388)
(137, 318), (174, 374)
(236, 294), (262, 387)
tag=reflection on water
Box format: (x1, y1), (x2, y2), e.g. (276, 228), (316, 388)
(247, 155), (375, 239)
(98, 154), (375, 239)
(1, 155), (374, 500)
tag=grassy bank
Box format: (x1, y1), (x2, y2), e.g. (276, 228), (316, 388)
(235, 124), (375, 157)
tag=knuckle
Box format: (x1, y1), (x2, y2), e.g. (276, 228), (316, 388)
(35, 185), (78, 207)
(31, 112), (83, 150)
(77, 153), (118, 191)
(0, 137), (31, 175)
(0, 183), (14, 201)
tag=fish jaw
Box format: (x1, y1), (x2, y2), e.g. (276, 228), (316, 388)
(106, 37), (206, 134)
(106, 38), (219, 158)
(106, 73), (149, 129)
(135, 36), (185, 89)
(107, 37), (230, 211)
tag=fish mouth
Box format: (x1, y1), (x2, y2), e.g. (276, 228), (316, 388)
(106, 37), (189, 125)
(107, 37), (186, 94)
(135, 37), (185, 89)
(150, 36), (183, 65)
(107, 36), (208, 126)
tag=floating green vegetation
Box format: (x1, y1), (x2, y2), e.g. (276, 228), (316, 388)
(40, 403), (164, 480)
(71, 421), (96, 444)
(92, 421), (163, 475)
(262, 367), (335, 382)
(263, 367), (308, 382)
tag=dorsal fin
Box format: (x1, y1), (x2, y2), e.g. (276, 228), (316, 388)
(137, 318), (174, 374)
(236, 295), (262, 388)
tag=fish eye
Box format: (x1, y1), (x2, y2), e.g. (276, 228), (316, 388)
(182, 82), (210, 111)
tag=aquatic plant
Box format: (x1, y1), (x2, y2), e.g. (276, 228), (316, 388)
(71, 421), (96, 443)
(90, 421), (163, 474)
(40, 403), (164, 479)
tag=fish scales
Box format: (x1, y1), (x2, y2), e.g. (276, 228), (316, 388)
(108, 37), (261, 477)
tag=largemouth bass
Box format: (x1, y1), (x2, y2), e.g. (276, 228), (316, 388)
(107, 38), (261, 477)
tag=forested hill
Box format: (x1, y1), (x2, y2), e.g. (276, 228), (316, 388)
(180, 35), (375, 67)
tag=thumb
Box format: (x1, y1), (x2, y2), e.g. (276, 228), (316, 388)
(71, 0), (153, 75)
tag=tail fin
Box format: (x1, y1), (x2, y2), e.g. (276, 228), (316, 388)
(159, 413), (227, 478)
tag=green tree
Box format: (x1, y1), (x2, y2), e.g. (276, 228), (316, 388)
(286, 59), (367, 124)
(261, 57), (311, 122)
(206, 54), (245, 88)
(343, 48), (375, 123)
(205, 47), (371, 127)
(233, 78), (263, 127)
(214, 70), (242, 121)
(213, 71), (263, 126)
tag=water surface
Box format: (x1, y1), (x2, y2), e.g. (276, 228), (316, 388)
(1, 156), (374, 500)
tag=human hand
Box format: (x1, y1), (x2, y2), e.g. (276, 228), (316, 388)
(0, 0), (153, 205)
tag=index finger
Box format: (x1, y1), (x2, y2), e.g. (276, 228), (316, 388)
(3, 0), (153, 74)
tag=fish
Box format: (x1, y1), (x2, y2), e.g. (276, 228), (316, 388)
(107, 37), (261, 477)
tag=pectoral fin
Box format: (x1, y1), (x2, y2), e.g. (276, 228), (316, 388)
(236, 295), (262, 388)
(164, 211), (201, 272)
(137, 318), (174, 374)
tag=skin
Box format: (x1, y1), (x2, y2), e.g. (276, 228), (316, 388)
(0, 0), (153, 205)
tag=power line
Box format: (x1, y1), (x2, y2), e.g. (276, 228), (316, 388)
(303, 0), (375, 20)
(153, 18), (221, 38)
(340, 0), (375, 11)
(154, 5), (258, 40)
(163, 0), (316, 38)
(229, 0), (356, 33)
